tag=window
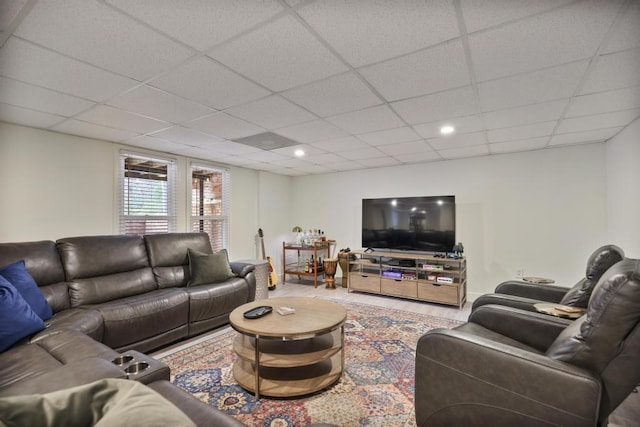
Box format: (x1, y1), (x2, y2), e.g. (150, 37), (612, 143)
(119, 152), (176, 235)
(190, 164), (230, 251)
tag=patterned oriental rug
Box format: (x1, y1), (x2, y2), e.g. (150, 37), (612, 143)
(159, 298), (463, 427)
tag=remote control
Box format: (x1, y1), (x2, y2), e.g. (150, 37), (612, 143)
(243, 305), (273, 319)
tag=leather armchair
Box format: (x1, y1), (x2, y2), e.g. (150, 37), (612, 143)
(415, 258), (640, 426)
(472, 244), (624, 313)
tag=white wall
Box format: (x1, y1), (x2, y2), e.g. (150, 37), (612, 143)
(606, 117), (640, 258)
(290, 143), (608, 299)
(0, 122), (261, 261)
(0, 122), (616, 301)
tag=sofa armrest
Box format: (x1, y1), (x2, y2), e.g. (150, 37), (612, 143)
(229, 262), (255, 278)
(471, 293), (542, 313)
(494, 280), (569, 302)
(415, 329), (600, 426)
(0, 357), (126, 397)
(468, 305), (571, 351)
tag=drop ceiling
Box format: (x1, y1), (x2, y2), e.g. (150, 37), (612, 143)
(1, 0), (639, 176)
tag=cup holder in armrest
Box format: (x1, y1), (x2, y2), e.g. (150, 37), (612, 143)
(112, 355), (134, 366)
(124, 362), (149, 375)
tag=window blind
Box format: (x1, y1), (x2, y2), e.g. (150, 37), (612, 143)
(190, 163), (230, 251)
(119, 151), (176, 235)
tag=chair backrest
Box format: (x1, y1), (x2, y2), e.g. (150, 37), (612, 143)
(560, 244), (625, 307)
(547, 258), (640, 421)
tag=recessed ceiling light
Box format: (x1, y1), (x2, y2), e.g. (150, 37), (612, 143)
(440, 125), (455, 135)
(294, 149), (305, 157)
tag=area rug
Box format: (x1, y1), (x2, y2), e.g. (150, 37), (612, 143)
(159, 298), (463, 427)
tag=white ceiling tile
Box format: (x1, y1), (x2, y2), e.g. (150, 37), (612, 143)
(326, 105), (404, 134)
(392, 86), (479, 125)
(282, 72), (381, 117)
(215, 155), (262, 166)
(0, 103), (65, 128)
(0, 37), (137, 102)
(580, 49), (640, 94)
(358, 156), (402, 168)
(200, 140), (262, 156)
(488, 121), (557, 143)
(438, 144), (489, 159)
(413, 114), (484, 139)
(251, 162), (284, 171)
(276, 168), (308, 176)
(483, 99), (569, 129)
(0, 0), (28, 32)
(329, 160), (368, 171)
(556, 109), (640, 134)
(105, 0), (284, 51)
(275, 119), (347, 143)
(107, 85), (214, 124)
(0, 77), (95, 116)
(394, 150), (441, 164)
(377, 140), (431, 155)
(460, 0), (575, 33)
(230, 149), (288, 163)
(358, 127), (421, 146)
(122, 135), (188, 153)
(52, 119), (137, 142)
(429, 131), (487, 150)
(359, 39), (470, 102)
(272, 158), (314, 168)
(469, 0), (620, 81)
(149, 57), (270, 110)
(602, 1), (640, 54)
(567, 86), (640, 118)
(14, 0), (193, 80)
(298, 0), (459, 67)
(490, 137), (549, 154)
(186, 112), (265, 140)
(293, 164), (334, 174)
(309, 136), (370, 152)
(549, 127), (623, 146)
(478, 61), (589, 112)
(209, 15), (347, 91)
(76, 105), (170, 134)
(148, 126), (224, 147)
(338, 147), (386, 160)
(169, 145), (229, 161)
(225, 95), (315, 130)
(307, 153), (348, 165)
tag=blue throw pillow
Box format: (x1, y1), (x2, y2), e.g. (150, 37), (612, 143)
(0, 260), (52, 320)
(0, 275), (45, 352)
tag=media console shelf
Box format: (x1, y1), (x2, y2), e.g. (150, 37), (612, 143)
(347, 250), (467, 309)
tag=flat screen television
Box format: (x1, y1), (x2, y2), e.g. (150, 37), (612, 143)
(362, 196), (456, 253)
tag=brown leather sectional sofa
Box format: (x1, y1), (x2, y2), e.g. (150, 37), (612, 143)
(0, 232), (256, 426)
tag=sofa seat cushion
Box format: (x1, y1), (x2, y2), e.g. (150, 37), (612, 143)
(0, 329), (119, 392)
(86, 289), (189, 350)
(31, 308), (104, 342)
(184, 278), (249, 323)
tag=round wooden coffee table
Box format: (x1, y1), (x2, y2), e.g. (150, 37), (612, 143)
(229, 297), (347, 398)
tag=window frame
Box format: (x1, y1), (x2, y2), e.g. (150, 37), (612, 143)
(118, 150), (177, 235)
(189, 161), (230, 251)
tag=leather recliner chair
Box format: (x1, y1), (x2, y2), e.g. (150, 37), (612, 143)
(471, 244), (624, 313)
(415, 258), (640, 426)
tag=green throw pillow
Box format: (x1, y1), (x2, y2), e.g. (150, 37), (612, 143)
(187, 248), (235, 286)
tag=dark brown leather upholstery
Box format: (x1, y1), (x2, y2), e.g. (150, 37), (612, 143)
(472, 244), (625, 313)
(0, 240), (69, 313)
(0, 233), (258, 425)
(415, 258), (640, 426)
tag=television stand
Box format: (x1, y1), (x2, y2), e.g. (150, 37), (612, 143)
(347, 250), (467, 309)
